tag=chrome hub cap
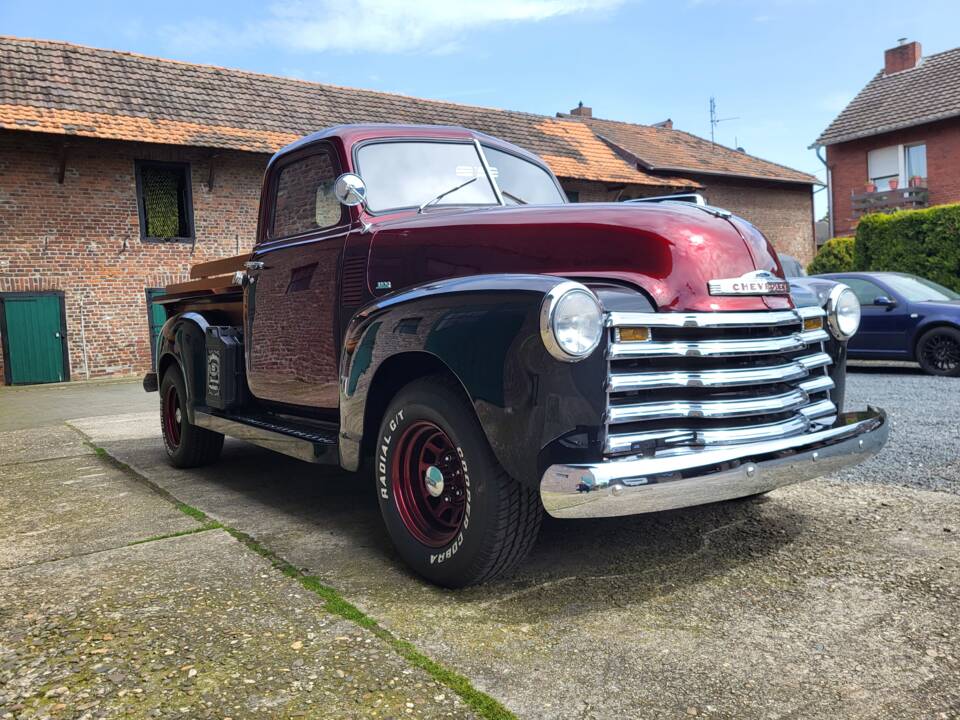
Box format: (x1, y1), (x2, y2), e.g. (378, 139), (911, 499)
(175, 408), (182, 425)
(424, 465), (444, 498)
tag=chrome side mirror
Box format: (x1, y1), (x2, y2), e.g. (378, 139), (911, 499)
(873, 295), (896, 307)
(334, 173), (367, 208)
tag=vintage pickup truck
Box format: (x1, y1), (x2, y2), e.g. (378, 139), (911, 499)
(144, 124), (889, 587)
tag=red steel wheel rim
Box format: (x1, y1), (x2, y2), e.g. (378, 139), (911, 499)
(163, 384), (182, 449)
(390, 421), (467, 548)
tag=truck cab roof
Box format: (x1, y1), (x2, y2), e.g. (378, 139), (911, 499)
(270, 123), (546, 172)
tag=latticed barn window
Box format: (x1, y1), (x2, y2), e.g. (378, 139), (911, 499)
(135, 161), (195, 241)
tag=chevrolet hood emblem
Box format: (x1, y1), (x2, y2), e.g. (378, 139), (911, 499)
(708, 270), (790, 296)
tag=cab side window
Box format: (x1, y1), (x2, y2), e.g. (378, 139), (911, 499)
(270, 148), (342, 239)
(843, 278), (887, 305)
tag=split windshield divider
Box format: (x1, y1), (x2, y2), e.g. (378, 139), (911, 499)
(475, 139), (506, 207)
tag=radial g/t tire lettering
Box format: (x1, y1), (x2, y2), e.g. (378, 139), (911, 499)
(374, 376), (542, 587)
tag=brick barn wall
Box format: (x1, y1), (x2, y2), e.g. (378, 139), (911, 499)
(0, 131), (267, 384)
(827, 116), (960, 236)
(698, 178), (815, 264)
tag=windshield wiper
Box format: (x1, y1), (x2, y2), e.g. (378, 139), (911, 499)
(418, 177), (478, 213)
(501, 190), (527, 205)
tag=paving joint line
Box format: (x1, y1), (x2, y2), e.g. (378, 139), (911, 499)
(1, 527), (222, 572)
(0, 452), (96, 469)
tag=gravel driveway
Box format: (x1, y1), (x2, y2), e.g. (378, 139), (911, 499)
(844, 364), (960, 494)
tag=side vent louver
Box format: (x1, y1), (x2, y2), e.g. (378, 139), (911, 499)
(341, 254), (368, 306)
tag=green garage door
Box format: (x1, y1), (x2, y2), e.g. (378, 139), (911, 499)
(2, 294), (67, 384)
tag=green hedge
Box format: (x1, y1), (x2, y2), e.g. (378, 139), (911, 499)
(853, 203), (960, 292)
(807, 235), (855, 274)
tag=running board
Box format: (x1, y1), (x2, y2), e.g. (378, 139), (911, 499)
(193, 410), (339, 464)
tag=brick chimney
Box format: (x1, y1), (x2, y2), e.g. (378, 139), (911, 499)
(569, 101), (592, 118)
(884, 38), (922, 75)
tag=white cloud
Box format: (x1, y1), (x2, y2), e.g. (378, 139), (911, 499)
(164, 0), (626, 55)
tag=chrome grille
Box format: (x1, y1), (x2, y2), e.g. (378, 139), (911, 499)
(605, 307), (836, 457)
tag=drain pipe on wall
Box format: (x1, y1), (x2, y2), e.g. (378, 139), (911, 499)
(79, 297), (90, 380)
(815, 144), (834, 239)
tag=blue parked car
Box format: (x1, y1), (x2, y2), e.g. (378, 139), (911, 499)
(817, 272), (960, 377)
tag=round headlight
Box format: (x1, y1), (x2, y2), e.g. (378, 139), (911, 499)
(540, 282), (603, 361)
(826, 284), (861, 340)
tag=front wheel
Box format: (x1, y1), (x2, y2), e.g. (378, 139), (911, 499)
(160, 366), (224, 467)
(917, 327), (960, 377)
(374, 376), (542, 587)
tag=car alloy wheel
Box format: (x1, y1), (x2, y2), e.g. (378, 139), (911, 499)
(921, 332), (960, 374)
(391, 420), (468, 548)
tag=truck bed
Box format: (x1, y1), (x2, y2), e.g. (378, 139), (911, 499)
(158, 252), (249, 322)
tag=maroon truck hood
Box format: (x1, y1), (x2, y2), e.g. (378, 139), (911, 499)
(365, 203), (792, 312)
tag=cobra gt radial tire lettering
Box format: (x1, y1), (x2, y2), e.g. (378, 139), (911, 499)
(375, 376), (542, 588)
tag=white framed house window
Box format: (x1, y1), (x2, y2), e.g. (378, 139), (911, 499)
(867, 146), (900, 190)
(866, 143), (926, 190)
(905, 143), (927, 182)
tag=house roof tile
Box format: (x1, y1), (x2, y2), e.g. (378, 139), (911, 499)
(560, 113), (817, 185)
(815, 46), (960, 146)
(0, 36), (691, 188)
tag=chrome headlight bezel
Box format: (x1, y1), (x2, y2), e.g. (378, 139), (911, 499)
(826, 283), (861, 340)
(539, 281), (604, 362)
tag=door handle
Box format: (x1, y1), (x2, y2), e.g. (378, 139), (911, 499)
(244, 260), (265, 271)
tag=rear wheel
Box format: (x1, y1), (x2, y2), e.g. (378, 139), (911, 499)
(375, 376), (542, 587)
(917, 327), (960, 377)
(160, 365), (224, 467)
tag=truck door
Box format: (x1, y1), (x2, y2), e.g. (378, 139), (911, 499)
(245, 143), (351, 411)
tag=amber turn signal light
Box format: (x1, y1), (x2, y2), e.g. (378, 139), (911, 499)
(803, 317), (823, 332)
(616, 327), (651, 342)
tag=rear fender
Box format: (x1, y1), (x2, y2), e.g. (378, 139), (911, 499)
(338, 274), (610, 487)
(156, 312), (210, 421)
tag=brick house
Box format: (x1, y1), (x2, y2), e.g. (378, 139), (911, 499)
(814, 40), (960, 237)
(0, 36), (817, 385)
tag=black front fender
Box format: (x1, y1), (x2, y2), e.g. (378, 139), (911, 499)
(338, 275), (609, 487)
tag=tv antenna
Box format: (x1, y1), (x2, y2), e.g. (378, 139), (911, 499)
(709, 96), (739, 144)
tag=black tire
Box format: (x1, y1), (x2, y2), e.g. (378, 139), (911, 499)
(160, 365), (224, 468)
(916, 327), (960, 377)
(374, 376), (541, 588)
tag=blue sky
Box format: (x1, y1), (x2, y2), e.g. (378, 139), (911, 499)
(4, 0), (960, 217)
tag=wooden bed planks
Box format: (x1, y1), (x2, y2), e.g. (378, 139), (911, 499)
(189, 252), (253, 279)
(165, 252), (252, 297)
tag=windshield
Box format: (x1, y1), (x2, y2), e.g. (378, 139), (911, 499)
(482, 146), (565, 205)
(357, 141), (499, 212)
(881, 274), (960, 302)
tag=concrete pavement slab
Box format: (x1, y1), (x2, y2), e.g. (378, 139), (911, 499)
(0, 380), (153, 432)
(0, 451), (199, 569)
(0, 530), (476, 719)
(0, 426), (92, 466)
(74, 411), (960, 719)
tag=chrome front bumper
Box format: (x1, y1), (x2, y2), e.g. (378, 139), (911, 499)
(540, 408), (889, 519)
